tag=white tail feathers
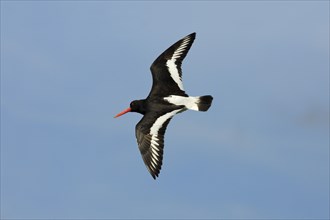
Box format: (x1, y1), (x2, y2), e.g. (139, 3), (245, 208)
(164, 95), (213, 112)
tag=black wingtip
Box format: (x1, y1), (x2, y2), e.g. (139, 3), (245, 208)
(187, 32), (196, 39)
(197, 95), (213, 112)
(151, 173), (158, 180)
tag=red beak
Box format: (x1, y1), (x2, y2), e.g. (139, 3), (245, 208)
(114, 107), (131, 118)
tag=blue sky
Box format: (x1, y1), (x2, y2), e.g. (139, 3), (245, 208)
(1, 1), (329, 219)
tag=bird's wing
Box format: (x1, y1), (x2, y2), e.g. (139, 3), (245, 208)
(148, 32), (196, 98)
(135, 109), (182, 179)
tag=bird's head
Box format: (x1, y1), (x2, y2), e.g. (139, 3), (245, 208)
(114, 100), (146, 118)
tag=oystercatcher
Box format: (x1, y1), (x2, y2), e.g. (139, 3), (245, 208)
(115, 32), (213, 179)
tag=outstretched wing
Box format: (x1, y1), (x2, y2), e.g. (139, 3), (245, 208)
(148, 32), (196, 98)
(135, 109), (182, 179)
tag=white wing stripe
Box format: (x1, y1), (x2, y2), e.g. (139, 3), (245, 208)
(151, 156), (158, 165)
(151, 139), (159, 146)
(151, 147), (159, 156)
(150, 162), (157, 170)
(166, 60), (184, 91)
(149, 109), (181, 153)
(150, 109), (181, 135)
(165, 37), (192, 91)
(151, 144), (159, 151)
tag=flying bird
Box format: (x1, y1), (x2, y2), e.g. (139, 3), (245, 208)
(114, 32), (213, 179)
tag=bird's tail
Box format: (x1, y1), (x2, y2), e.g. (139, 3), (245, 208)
(164, 95), (213, 112)
(196, 95), (213, 111)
